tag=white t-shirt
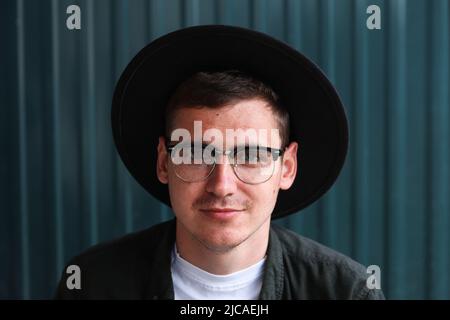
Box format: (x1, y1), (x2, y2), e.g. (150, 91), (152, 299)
(171, 245), (266, 300)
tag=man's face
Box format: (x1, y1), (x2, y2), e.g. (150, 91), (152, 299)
(157, 99), (298, 252)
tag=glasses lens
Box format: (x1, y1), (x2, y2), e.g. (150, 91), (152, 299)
(234, 147), (275, 184)
(174, 163), (214, 182)
(170, 144), (214, 182)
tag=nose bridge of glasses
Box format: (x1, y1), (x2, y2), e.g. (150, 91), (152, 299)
(207, 148), (235, 165)
(211, 147), (243, 178)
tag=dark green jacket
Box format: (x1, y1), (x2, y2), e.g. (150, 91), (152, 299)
(55, 219), (385, 300)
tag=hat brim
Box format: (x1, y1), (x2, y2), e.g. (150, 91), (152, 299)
(112, 25), (348, 219)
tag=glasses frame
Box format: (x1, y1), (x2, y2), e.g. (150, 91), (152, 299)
(165, 143), (285, 185)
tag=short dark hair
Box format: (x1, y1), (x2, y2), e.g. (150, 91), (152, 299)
(165, 70), (290, 148)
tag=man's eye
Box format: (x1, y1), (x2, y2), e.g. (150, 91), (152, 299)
(236, 148), (265, 163)
(246, 152), (259, 162)
(175, 147), (199, 160)
(190, 149), (207, 162)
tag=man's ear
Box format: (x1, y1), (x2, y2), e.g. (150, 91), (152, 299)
(279, 141), (298, 190)
(156, 136), (169, 184)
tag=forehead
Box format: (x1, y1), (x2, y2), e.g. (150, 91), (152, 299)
(171, 99), (278, 130)
(170, 99), (280, 146)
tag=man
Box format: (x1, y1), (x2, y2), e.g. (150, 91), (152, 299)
(55, 25), (384, 300)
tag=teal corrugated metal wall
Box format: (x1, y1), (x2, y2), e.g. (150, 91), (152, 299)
(1, 0), (449, 299)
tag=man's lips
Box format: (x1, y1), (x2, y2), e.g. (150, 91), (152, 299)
(200, 208), (244, 212)
(199, 208), (245, 219)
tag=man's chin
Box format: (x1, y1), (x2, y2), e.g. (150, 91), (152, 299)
(195, 233), (246, 253)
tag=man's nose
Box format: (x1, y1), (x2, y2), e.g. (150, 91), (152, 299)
(205, 162), (238, 197)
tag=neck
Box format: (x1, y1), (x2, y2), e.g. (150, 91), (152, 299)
(175, 220), (270, 275)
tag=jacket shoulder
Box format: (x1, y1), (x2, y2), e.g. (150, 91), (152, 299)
(72, 219), (172, 262)
(271, 224), (384, 300)
(54, 219), (175, 299)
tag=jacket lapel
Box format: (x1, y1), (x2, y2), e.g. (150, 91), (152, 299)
(259, 226), (284, 300)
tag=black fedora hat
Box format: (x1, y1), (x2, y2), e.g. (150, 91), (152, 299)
(111, 25), (348, 219)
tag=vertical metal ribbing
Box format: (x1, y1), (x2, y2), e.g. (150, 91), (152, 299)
(352, 0), (370, 264)
(427, 0), (450, 299)
(385, 0), (408, 299)
(16, 0), (30, 299)
(85, 0), (99, 243)
(51, 0), (64, 281)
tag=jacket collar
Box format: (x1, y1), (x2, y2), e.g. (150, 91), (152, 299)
(258, 226), (285, 299)
(141, 219), (176, 299)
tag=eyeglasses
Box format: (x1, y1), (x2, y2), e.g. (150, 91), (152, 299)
(166, 143), (285, 184)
